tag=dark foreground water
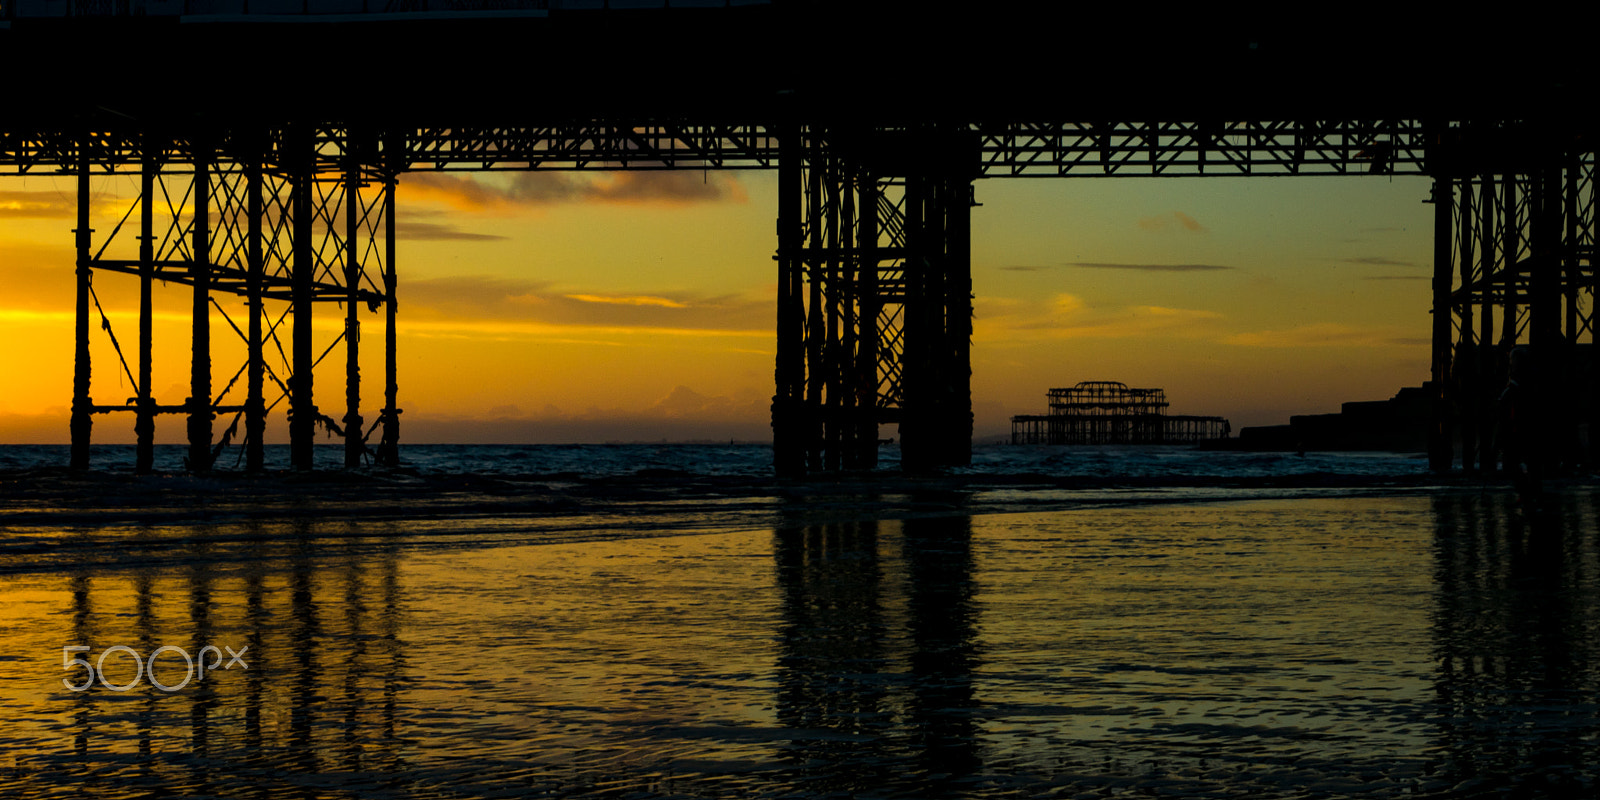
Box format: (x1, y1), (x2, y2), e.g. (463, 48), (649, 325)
(0, 446), (1597, 798)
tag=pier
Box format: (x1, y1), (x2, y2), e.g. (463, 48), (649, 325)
(0, 1), (1592, 475)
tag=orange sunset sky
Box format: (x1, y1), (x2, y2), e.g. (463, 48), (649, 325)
(0, 168), (1436, 444)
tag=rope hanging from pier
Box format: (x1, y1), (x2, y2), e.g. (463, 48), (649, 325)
(88, 276), (138, 392)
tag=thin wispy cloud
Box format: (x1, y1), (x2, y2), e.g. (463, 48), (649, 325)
(976, 292), (1224, 343)
(1137, 211), (1208, 233)
(0, 190), (75, 218)
(0, 189), (130, 219)
(1069, 262), (1233, 272)
(400, 274), (767, 333)
(395, 221), (507, 241)
(402, 171), (747, 212)
(1342, 256), (1416, 267)
(566, 293), (688, 309)
(1225, 323), (1426, 348)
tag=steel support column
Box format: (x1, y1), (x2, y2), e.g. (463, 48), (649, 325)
(804, 139), (825, 473)
(854, 167), (880, 470)
(1429, 177), (1454, 472)
(1476, 175), (1497, 472)
(946, 175), (974, 468)
(772, 126), (806, 477)
(188, 150), (213, 472)
(344, 159), (364, 469)
(836, 163), (859, 470)
(1454, 180), (1477, 473)
(245, 156), (266, 472)
(1528, 165), (1564, 473)
(135, 151), (156, 474)
(1501, 177), (1520, 348)
(290, 140), (315, 472)
(823, 152), (843, 472)
(900, 170), (934, 470)
(70, 148), (91, 470)
(1530, 166), (1563, 350)
(899, 146), (975, 472)
(377, 171), (400, 467)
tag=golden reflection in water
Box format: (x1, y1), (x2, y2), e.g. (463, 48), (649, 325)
(773, 514), (981, 796)
(0, 492), (1596, 797)
(0, 519), (407, 799)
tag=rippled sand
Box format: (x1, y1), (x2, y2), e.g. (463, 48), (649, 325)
(0, 479), (1597, 798)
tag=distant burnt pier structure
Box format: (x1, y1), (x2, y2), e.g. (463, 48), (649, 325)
(1011, 382), (1229, 446)
(0, 2), (1592, 476)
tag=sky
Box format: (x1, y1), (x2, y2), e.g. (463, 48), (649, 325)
(0, 167), (1437, 444)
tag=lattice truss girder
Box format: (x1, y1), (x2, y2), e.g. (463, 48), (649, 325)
(0, 120), (1444, 177)
(1446, 154), (1597, 351)
(80, 146), (395, 465)
(978, 119), (1427, 177)
(404, 124), (781, 171)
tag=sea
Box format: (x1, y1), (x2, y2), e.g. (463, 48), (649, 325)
(0, 440), (1433, 481)
(0, 442), (1597, 798)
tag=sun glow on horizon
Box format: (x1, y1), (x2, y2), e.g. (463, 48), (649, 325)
(0, 169), (1435, 444)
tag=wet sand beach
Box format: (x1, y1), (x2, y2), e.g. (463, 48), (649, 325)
(1, 453), (1597, 798)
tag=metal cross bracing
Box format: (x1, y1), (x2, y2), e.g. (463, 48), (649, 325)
(65, 131), (401, 473)
(975, 119), (1429, 177)
(772, 127), (975, 476)
(1429, 151), (1598, 474)
(402, 124), (781, 171)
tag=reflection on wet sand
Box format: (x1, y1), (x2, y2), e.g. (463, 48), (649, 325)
(774, 513), (981, 795)
(6, 521), (408, 798)
(1431, 493), (1600, 798)
(1, 490), (1598, 797)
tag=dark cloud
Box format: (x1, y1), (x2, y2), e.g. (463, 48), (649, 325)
(1069, 262), (1233, 272)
